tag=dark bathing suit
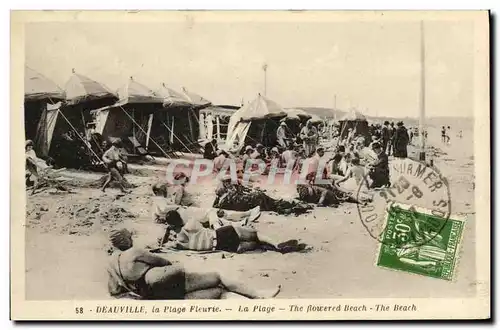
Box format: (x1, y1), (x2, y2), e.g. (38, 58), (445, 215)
(215, 226), (240, 252)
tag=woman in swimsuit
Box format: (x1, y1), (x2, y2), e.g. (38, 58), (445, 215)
(106, 228), (281, 300)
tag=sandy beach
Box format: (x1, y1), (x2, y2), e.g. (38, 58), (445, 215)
(24, 125), (476, 300)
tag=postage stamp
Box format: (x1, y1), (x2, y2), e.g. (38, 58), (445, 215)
(376, 202), (466, 281)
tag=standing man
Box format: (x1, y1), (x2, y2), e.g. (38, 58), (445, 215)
(300, 119), (318, 157)
(276, 121), (288, 149)
(393, 121), (410, 158)
(381, 121), (391, 153)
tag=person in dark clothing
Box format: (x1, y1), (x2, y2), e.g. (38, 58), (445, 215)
(393, 121), (410, 158)
(203, 139), (217, 160)
(368, 142), (390, 188)
(381, 121), (391, 152)
(386, 122), (396, 156)
(213, 176), (312, 216)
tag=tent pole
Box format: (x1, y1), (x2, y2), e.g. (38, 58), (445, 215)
(187, 108), (195, 145)
(146, 113), (153, 149)
(57, 109), (105, 166)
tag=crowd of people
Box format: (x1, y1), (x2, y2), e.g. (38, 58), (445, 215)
(25, 116), (422, 301)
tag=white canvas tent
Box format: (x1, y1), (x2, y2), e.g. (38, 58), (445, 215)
(225, 94), (286, 151)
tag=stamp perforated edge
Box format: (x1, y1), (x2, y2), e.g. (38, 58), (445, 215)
(374, 202), (468, 281)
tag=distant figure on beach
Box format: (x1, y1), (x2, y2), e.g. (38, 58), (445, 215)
(300, 119), (318, 157)
(387, 122), (395, 156)
(381, 121), (391, 152)
(458, 130), (463, 139)
(446, 126), (451, 144)
(393, 122), (409, 158)
(441, 126), (447, 144)
(367, 142), (390, 188)
(276, 121), (288, 149)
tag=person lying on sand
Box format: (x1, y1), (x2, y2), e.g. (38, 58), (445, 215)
(157, 209), (305, 254)
(152, 187), (262, 229)
(106, 228), (281, 300)
(296, 172), (366, 207)
(213, 175), (312, 216)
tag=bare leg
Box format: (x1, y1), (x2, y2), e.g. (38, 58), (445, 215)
(101, 173), (112, 192)
(184, 271), (280, 299)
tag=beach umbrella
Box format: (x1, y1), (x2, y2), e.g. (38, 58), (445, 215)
(64, 69), (117, 105)
(24, 66), (65, 101)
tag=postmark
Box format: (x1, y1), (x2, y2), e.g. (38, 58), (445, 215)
(375, 203), (466, 281)
(356, 158), (452, 248)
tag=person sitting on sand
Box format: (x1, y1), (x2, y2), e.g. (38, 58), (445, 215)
(367, 142), (390, 189)
(158, 209), (304, 254)
(203, 139), (218, 160)
(214, 175), (311, 215)
(152, 173), (191, 206)
(241, 146), (254, 170)
(106, 228), (281, 300)
(335, 157), (367, 188)
(101, 139), (130, 193)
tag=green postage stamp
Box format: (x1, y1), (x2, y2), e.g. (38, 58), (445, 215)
(376, 203), (466, 281)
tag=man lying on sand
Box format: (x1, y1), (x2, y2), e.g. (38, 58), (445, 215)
(157, 209), (305, 254)
(106, 228), (281, 300)
(214, 175), (312, 216)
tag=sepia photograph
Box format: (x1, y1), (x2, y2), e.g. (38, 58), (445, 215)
(10, 10), (490, 320)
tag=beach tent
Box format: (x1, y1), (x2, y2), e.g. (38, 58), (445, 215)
(92, 77), (167, 156)
(34, 71), (118, 166)
(338, 108), (370, 144)
(150, 85), (207, 153)
(181, 87), (212, 108)
(225, 94), (287, 151)
(64, 69), (117, 107)
(24, 67), (65, 140)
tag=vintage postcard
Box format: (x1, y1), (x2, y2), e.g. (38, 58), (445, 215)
(11, 10), (490, 320)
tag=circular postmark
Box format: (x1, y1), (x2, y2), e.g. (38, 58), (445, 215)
(356, 158), (451, 248)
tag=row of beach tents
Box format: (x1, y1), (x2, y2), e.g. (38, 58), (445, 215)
(24, 66), (371, 166)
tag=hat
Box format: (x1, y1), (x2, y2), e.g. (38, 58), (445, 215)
(280, 121), (287, 126)
(245, 145), (253, 151)
(25, 140), (34, 147)
(271, 147), (279, 153)
(256, 143), (264, 149)
(397, 121), (404, 126)
(384, 121), (390, 125)
(371, 142), (382, 149)
(317, 146), (325, 151)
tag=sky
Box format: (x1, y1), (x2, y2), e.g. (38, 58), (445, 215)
(25, 16), (475, 118)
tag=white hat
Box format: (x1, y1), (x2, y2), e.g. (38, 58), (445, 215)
(245, 145), (253, 151)
(271, 147), (279, 153)
(280, 122), (287, 126)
